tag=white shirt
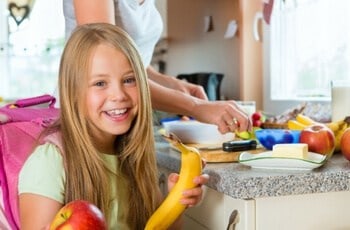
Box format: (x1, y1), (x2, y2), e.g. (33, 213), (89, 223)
(63, 0), (163, 67)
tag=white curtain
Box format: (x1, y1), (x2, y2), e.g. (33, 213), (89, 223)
(269, 0), (350, 100)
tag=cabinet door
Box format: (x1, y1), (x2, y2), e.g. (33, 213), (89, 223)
(183, 216), (209, 230)
(255, 191), (350, 230)
(184, 186), (255, 230)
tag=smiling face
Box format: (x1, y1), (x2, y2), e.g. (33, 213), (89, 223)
(85, 43), (139, 151)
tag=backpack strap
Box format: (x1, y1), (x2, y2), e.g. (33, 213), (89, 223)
(0, 94), (58, 124)
(8, 94), (56, 109)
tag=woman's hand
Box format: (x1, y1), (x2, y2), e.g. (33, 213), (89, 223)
(172, 79), (208, 101)
(191, 100), (252, 134)
(146, 67), (252, 134)
(167, 173), (210, 208)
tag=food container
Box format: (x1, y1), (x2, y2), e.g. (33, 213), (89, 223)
(163, 120), (234, 144)
(255, 129), (301, 150)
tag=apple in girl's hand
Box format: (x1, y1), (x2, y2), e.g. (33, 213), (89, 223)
(49, 200), (107, 230)
(341, 127), (350, 161)
(300, 124), (335, 157)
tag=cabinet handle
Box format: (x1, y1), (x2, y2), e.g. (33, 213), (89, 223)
(226, 209), (239, 230)
(253, 12), (263, 41)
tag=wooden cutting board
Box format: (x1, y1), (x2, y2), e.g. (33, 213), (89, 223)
(183, 143), (265, 163)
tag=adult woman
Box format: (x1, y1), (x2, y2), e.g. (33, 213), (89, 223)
(63, 0), (251, 134)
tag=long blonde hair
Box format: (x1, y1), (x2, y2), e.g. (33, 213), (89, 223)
(52, 23), (159, 228)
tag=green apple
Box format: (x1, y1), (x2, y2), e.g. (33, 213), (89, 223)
(235, 130), (251, 140)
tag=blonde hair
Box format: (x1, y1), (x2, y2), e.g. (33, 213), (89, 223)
(53, 23), (159, 228)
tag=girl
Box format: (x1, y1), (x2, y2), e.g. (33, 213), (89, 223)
(18, 23), (208, 229)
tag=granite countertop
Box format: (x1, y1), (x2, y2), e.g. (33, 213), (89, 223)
(156, 140), (350, 200)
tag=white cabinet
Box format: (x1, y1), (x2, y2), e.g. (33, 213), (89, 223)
(254, 191), (350, 230)
(183, 186), (255, 230)
(184, 187), (350, 230)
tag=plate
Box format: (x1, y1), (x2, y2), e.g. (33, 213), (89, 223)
(162, 120), (234, 144)
(238, 151), (327, 170)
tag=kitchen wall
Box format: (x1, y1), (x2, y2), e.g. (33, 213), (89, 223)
(165, 0), (241, 100)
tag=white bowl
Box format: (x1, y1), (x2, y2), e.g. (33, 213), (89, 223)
(162, 120), (234, 144)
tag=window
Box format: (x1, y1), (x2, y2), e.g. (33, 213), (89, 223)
(0, 0), (64, 101)
(264, 0), (350, 114)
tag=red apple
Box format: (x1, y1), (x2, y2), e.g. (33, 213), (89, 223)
(252, 112), (262, 121)
(341, 127), (350, 161)
(253, 119), (263, 127)
(251, 112), (265, 128)
(49, 200), (107, 230)
(300, 124), (335, 157)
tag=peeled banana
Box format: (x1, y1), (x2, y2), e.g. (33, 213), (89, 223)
(145, 133), (202, 230)
(288, 114), (350, 152)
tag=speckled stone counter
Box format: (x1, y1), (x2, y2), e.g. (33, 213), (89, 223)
(156, 140), (350, 200)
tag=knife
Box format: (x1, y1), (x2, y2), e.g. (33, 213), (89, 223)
(222, 140), (257, 152)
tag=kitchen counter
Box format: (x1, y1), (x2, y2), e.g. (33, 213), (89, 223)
(156, 139), (350, 200)
(155, 134), (350, 229)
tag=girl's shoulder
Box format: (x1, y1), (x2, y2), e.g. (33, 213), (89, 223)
(19, 142), (65, 203)
(26, 142), (63, 168)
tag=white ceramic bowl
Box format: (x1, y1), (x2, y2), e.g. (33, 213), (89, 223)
(162, 120), (234, 144)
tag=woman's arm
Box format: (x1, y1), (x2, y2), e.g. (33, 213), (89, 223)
(19, 194), (62, 230)
(73, 0), (115, 24)
(147, 66), (208, 100)
(148, 79), (250, 133)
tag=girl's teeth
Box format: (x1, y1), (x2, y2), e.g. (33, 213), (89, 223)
(107, 108), (127, 116)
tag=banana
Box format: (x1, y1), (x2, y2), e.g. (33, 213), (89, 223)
(145, 133), (202, 230)
(327, 122), (340, 133)
(287, 120), (307, 130)
(326, 119), (347, 133)
(334, 122), (345, 152)
(295, 114), (315, 126)
(333, 118), (350, 152)
(294, 113), (341, 133)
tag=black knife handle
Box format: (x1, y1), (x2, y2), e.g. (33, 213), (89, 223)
(222, 140), (257, 152)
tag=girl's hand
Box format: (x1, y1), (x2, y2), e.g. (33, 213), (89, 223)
(167, 173), (210, 208)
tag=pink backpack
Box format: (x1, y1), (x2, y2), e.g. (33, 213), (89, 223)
(0, 95), (59, 229)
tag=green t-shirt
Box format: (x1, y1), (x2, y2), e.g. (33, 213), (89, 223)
(18, 143), (129, 229)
